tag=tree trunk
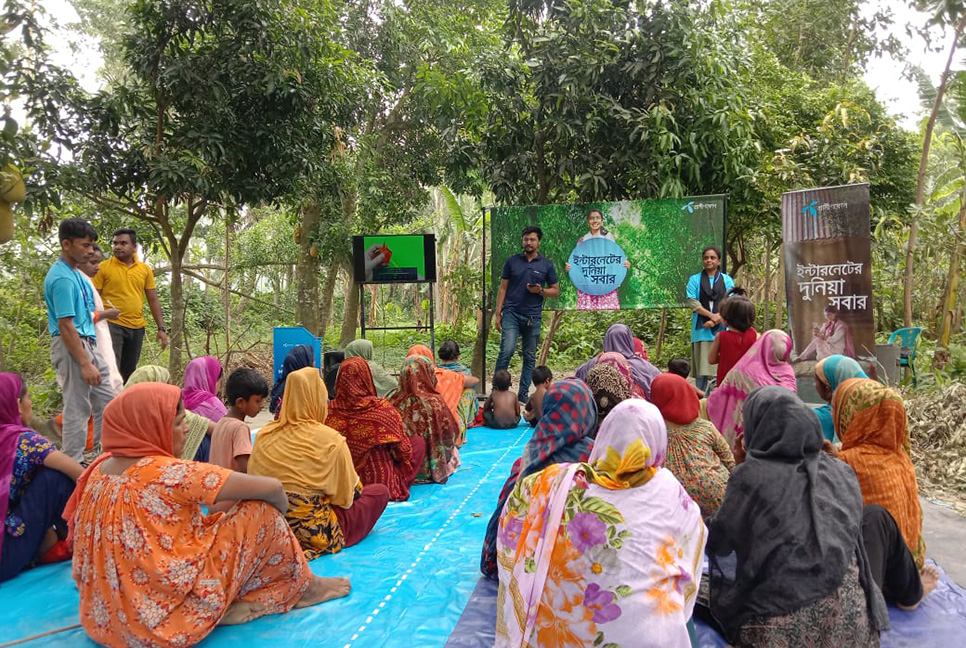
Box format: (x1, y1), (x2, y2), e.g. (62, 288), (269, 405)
(537, 311), (564, 365)
(655, 307), (668, 359)
(938, 194), (966, 349)
(295, 202), (322, 335)
(168, 253), (186, 383)
(340, 278), (360, 346)
(319, 267), (339, 334)
(903, 12), (966, 327)
(762, 236), (772, 329)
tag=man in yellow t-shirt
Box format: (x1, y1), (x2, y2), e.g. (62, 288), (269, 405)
(92, 228), (168, 381)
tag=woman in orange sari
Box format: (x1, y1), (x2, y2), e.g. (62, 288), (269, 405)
(407, 345), (479, 444)
(65, 382), (350, 648)
(832, 377), (925, 568)
(326, 357), (426, 501)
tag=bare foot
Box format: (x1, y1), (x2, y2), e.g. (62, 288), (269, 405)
(295, 576), (351, 608)
(218, 601), (266, 626)
(898, 565), (940, 611)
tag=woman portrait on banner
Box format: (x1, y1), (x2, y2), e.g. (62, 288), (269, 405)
(565, 208), (631, 311)
(686, 246), (733, 394)
(792, 303), (855, 362)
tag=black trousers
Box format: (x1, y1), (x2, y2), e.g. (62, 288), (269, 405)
(862, 504), (923, 607)
(108, 322), (146, 383)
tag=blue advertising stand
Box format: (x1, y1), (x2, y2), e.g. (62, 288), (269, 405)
(272, 326), (322, 382)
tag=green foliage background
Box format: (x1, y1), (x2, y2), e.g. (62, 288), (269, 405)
(491, 197), (725, 309)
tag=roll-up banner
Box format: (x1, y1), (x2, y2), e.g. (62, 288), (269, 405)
(782, 183), (875, 361)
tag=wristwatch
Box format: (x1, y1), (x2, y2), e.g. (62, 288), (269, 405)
(539, 286), (544, 295)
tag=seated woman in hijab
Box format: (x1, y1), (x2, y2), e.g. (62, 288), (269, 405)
(575, 323), (660, 398)
(480, 379), (597, 579)
(585, 361), (631, 436)
(1, 374), (82, 582)
(495, 399), (706, 648)
(128, 365), (211, 461)
(326, 357), (426, 502)
(705, 387), (888, 648)
(249, 367), (390, 558)
(65, 381), (350, 648)
(650, 373), (734, 517)
(407, 345), (479, 444)
(831, 378), (927, 569)
(390, 355), (461, 484)
(707, 329), (796, 453)
(182, 356), (227, 462)
(269, 345), (314, 416)
(344, 339), (397, 399)
(814, 354), (868, 442)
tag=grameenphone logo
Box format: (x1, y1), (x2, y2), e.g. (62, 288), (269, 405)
(802, 200), (818, 216)
(681, 201), (716, 213)
(802, 199), (848, 216)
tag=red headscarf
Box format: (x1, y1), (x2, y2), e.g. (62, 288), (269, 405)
(650, 373), (700, 425)
(407, 345), (465, 421)
(64, 382), (182, 540)
(326, 357), (414, 478)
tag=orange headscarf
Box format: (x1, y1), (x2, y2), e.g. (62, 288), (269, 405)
(407, 345), (465, 420)
(833, 378), (924, 567)
(248, 367), (359, 505)
(64, 382), (182, 540)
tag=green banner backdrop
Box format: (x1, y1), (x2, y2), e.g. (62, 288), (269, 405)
(490, 196), (727, 310)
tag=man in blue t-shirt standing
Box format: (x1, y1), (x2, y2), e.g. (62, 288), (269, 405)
(44, 219), (117, 462)
(494, 226), (560, 403)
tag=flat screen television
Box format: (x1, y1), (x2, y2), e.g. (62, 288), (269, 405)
(352, 234), (437, 284)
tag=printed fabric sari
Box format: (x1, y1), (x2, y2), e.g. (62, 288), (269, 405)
(249, 367), (362, 559)
(481, 379), (597, 579)
(125, 365), (208, 461)
(407, 345), (475, 442)
(182, 356), (227, 423)
(64, 383), (311, 648)
(390, 356), (461, 484)
(495, 399), (706, 648)
(706, 329), (796, 450)
(833, 378), (924, 569)
(814, 355), (868, 442)
(326, 357), (416, 501)
(585, 362), (632, 434)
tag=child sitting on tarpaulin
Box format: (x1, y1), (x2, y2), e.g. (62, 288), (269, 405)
(482, 370), (520, 429)
(523, 366), (553, 426)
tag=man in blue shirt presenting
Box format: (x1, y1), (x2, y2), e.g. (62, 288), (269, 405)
(44, 219), (117, 462)
(493, 226), (560, 403)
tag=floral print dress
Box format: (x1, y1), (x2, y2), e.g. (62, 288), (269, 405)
(71, 456), (311, 648)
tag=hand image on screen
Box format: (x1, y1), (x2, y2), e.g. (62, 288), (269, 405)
(364, 244), (388, 281)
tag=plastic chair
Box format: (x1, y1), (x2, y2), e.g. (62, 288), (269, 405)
(887, 327), (922, 387)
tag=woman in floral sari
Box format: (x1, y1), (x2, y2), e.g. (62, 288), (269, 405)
(813, 355), (868, 442)
(249, 367), (390, 558)
(481, 379), (597, 579)
(832, 378), (925, 568)
(65, 382), (350, 648)
(574, 324), (660, 398)
(706, 329), (796, 451)
(390, 355), (461, 483)
(326, 357), (426, 501)
(495, 399), (706, 648)
(406, 344), (479, 444)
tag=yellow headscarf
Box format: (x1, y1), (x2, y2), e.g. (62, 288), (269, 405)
(249, 367), (359, 504)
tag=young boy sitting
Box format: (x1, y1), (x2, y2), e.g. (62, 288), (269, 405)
(668, 357), (705, 399)
(482, 370), (521, 429)
(524, 366), (553, 426)
(210, 368), (267, 474)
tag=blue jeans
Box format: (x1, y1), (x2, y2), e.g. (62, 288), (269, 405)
(495, 311), (541, 402)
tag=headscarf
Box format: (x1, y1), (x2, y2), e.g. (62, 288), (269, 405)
(0, 373), (30, 557)
(344, 339), (398, 398)
(182, 356), (227, 422)
(632, 336), (649, 361)
(833, 378), (924, 568)
(706, 329), (796, 449)
(249, 367), (358, 503)
(585, 363), (631, 429)
(125, 365), (208, 461)
(270, 345), (314, 415)
(588, 399), (665, 489)
(575, 324), (661, 398)
(406, 344), (466, 421)
(814, 355), (868, 442)
(707, 386), (888, 641)
(480, 379), (597, 578)
(326, 357), (414, 480)
(64, 383), (183, 542)
(650, 373), (700, 425)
